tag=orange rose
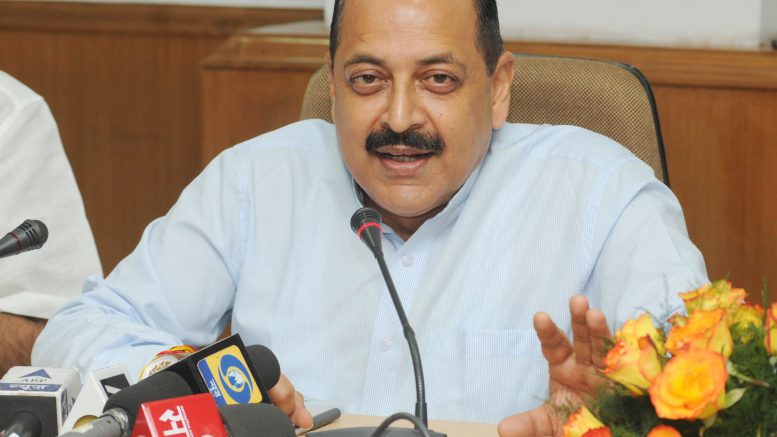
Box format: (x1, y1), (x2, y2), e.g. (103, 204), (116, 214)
(562, 406), (608, 437)
(649, 350), (728, 420)
(616, 313), (666, 355)
(582, 428), (612, 437)
(665, 308), (733, 358)
(732, 303), (764, 343)
(603, 337), (662, 395)
(764, 303), (777, 355)
(680, 280), (747, 322)
(646, 424), (682, 437)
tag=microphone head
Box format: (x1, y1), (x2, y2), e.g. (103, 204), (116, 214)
(349, 207), (383, 256)
(25, 219), (49, 249)
(0, 219), (49, 259)
(103, 371), (192, 427)
(246, 345), (281, 389)
(219, 404), (295, 437)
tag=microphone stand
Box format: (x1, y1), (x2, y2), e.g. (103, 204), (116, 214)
(310, 209), (445, 437)
(374, 248), (430, 428)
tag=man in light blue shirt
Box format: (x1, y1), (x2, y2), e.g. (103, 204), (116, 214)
(33, 0), (707, 434)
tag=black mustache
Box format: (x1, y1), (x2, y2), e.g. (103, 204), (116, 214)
(365, 128), (444, 154)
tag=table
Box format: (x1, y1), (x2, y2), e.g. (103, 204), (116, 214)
(312, 414), (498, 436)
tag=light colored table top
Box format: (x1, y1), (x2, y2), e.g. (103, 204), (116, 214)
(314, 414), (498, 437)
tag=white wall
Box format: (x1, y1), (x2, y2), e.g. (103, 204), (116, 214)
(324, 0), (776, 49)
(764, 0), (777, 45)
(497, 0), (768, 49)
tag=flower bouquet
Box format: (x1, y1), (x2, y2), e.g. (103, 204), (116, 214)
(562, 280), (777, 437)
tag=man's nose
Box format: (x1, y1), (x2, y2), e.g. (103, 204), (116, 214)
(384, 80), (425, 134)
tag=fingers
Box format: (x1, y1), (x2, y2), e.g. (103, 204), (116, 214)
(292, 390), (314, 429)
(535, 295), (614, 371)
(569, 295), (593, 365)
(533, 312), (572, 366)
(570, 295), (615, 370)
(268, 373), (313, 428)
(497, 405), (556, 437)
(586, 308), (612, 369)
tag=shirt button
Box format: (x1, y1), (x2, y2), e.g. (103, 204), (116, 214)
(402, 255), (413, 268)
(380, 338), (391, 351)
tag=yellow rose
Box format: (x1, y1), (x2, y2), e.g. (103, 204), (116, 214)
(680, 280), (747, 322)
(562, 406), (608, 437)
(603, 337), (662, 395)
(649, 350), (728, 420)
(667, 313), (687, 328)
(616, 313), (666, 355)
(732, 303), (764, 343)
(646, 425), (682, 437)
(764, 303), (777, 356)
(665, 308), (733, 358)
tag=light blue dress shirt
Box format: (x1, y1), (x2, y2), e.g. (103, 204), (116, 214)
(32, 120), (707, 424)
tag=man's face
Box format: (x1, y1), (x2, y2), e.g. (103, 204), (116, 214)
(329, 0), (512, 228)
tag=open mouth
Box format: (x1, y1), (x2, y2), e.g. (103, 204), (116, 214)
(375, 151), (436, 162)
(373, 145), (438, 163)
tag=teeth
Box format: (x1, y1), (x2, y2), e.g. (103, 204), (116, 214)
(389, 155), (419, 162)
(377, 152), (431, 162)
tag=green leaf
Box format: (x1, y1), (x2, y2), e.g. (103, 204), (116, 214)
(723, 387), (748, 408)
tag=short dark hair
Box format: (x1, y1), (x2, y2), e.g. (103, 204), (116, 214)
(329, 0), (504, 75)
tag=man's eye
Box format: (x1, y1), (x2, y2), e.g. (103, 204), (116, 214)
(431, 74), (452, 84)
(424, 73), (459, 93)
(352, 74), (377, 84)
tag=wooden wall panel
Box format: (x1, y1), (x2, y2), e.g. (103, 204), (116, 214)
(201, 69), (317, 161)
(0, 2), (321, 272)
(655, 85), (777, 290)
(201, 22), (777, 297)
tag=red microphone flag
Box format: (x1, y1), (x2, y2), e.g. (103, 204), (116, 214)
(131, 393), (227, 437)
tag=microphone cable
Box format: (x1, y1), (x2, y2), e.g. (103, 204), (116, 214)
(372, 413), (433, 437)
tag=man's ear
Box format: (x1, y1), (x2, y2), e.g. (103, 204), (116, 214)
(326, 52), (336, 121)
(491, 51), (514, 130)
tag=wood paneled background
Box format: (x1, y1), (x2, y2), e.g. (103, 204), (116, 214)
(201, 23), (777, 298)
(0, 2), (321, 271)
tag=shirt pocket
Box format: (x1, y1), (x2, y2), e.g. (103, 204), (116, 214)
(422, 328), (548, 423)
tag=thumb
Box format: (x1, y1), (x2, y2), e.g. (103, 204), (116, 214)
(498, 404), (557, 437)
(268, 373), (312, 427)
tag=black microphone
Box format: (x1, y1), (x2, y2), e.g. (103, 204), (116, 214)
(0, 219), (48, 259)
(0, 367), (81, 437)
(58, 371), (193, 437)
(60, 344), (284, 437)
(219, 403), (295, 437)
(160, 334), (271, 407)
(245, 345), (281, 389)
(310, 208), (444, 437)
(129, 394), (295, 437)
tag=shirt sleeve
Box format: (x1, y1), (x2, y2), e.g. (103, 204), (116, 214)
(32, 146), (246, 380)
(584, 157), (709, 329)
(0, 71), (102, 319)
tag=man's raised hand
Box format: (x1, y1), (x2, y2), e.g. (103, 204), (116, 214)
(497, 295), (612, 437)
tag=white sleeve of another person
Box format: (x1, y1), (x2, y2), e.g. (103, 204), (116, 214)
(0, 71), (102, 320)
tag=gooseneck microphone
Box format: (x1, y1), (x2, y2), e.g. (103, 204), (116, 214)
(350, 208), (428, 426)
(0, 219), (48, 259)
(312, 207), (444, 437)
